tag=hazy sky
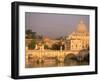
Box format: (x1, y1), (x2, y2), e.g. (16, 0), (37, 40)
(25, 12), (89, 39)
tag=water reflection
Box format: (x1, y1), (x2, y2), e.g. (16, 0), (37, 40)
(26, 59), (89, 68)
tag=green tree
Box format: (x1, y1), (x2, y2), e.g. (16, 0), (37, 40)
(44, 44), (49, 49)
(28, 39), (36, 50)
(31, 32), (36, 39)
(26, 29), (36, 39)
(51, 41), (65, 50)
(26, 29), (32, 34)
(51, 43), (60, 50)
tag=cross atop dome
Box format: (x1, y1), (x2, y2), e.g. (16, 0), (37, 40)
(80, 20), (84, 24)
(76, 20), (87, 32)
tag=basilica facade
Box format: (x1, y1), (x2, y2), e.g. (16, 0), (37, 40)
(65, 20), (89, 51)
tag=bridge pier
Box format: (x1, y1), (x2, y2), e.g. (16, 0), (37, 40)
(38, 59), (43, 63)
(57, 56), (64, 63)
(37, 57), (44, 63)
(57, 51), (65, 63)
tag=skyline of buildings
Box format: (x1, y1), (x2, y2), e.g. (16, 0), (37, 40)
(26, 20), (89, 51)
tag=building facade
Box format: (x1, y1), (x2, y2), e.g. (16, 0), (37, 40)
(65, 20), (89, 51)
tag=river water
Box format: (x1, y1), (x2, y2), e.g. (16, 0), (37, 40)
(25, 59), (89, 68)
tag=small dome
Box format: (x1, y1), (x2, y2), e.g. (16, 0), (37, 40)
(43, 36), (50, 42)
(77, 20), (87, 32)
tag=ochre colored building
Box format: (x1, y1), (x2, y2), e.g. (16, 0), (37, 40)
(65, 20), (89, 51)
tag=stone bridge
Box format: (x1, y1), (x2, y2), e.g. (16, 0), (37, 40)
(26, 50), (79, 63)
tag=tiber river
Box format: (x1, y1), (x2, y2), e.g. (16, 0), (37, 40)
(26, 58), (89, 68)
